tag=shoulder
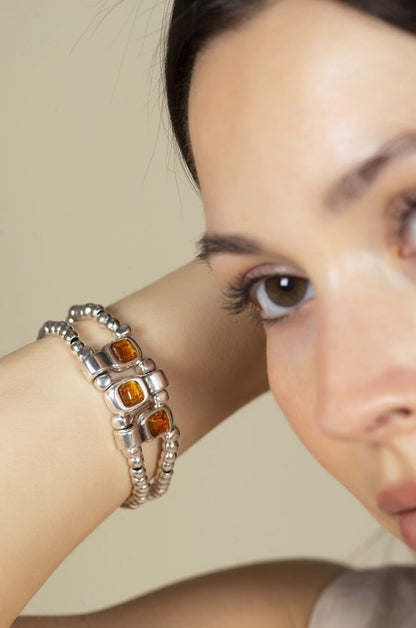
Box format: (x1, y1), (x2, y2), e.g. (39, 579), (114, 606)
(307, 564), (416, 627)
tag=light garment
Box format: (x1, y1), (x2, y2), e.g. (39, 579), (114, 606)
(307, 565), (416, 627)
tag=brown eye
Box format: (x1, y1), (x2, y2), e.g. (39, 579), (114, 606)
(264, 276), (309, 306)
(253, 275), (314, 322)
(398, 199), (416, 257)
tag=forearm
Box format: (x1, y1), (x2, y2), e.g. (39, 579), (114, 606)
(1, 261), (267, 626)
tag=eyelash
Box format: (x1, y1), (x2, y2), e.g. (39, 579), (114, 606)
(391, 193), (416, 241)
(223, 275), (271, 327)
(223, 191), (416, 327)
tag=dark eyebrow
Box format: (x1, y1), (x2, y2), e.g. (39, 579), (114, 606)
(325, 130), (416, 211)
(195, 233), (264, 262)
(196, 130), (416, 262)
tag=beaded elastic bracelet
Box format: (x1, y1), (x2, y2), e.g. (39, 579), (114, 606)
(37, 303), (180, 509)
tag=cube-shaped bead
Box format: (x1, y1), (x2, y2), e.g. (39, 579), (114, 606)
(111, 339), (138, 363)
(148, 409), (171, 437)
(118, 380), (145, 407)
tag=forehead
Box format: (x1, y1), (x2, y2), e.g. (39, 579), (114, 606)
(188, 0), (416, 234)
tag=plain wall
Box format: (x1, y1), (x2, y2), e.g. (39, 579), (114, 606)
(1, 0), (412, 617)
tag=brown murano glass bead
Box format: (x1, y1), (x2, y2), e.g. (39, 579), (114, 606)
(148, 409), (171, 437)
(119, 380), (144, 407)
(111, 339), (138, 363)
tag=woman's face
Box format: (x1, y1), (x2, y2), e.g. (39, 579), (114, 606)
(188, 0), (416, 549)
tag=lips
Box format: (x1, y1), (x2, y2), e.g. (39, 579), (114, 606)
(377, 483), (416, 514)
(378, 482), (416, 551)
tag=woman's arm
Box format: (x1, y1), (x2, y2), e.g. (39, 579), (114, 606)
(13, 561), (348, 628)
(0, 261), (267, 626)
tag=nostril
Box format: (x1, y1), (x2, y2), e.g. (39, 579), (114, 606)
(368, 407), (413, 432)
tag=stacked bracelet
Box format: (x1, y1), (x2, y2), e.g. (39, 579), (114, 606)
(37, 303), (180, 509)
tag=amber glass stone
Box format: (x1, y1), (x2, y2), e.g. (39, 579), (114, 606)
(119, 380), (144, 407)
(112, 339), (138, 363)
(148, 409), (170, 437)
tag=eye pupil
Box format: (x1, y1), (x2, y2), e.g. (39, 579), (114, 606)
(265, 276), (308, 307)
(279, 277), (295, 291)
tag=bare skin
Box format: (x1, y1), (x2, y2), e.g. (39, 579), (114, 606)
(1, 261), (270, 626)
(4, 261), (344, 628)
(189, 0), (416, 547)
(10, 0), (416, 625)
(14, 561), (346, 628)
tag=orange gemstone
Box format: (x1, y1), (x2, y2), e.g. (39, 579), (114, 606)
(148, 409), (170, 437)
(119, 380), (144, 407)
(112, 339), (138, 363)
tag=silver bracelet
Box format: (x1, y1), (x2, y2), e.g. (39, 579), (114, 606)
(37, 303), (180, 509)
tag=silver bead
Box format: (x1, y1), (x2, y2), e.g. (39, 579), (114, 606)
(68, 306), (78, 319)
(164, 451), (177, 463)
(164, 439), (177, 453)
(84, 303), (96, 316)
(130, 470), (145, 482)
(66, 316), (75, 324)
(129, 467), (143, 477)
(133, 479), (149, 490)
(129, 455), (144, 467)
(82, 352), (109, 379)
(133, 495), (148, 505)
(137, 486), (150, 496)
(43, 321), (54, 333)
(98, 312), (111, 325)
(123, 498), (138, 508)
(153, 390), (169, 406)
(167, 426), (180, 441)
(111, 414), (133, 430)
(71, 340), (85, 354)
(92, 304), (104, 317)
(127, 445), (142, 456)
(106, 317), (120, 332)
(130, 466), (146, 478)
(140, 358), (156, 374)
(114, 426), (141, 451)
(124, 502), (139, 509)
(79, 346), (94, 361)
(59, 324), (70, 336)
(130, 487), (145, 497)
(131, 472), (148, 485)
(93, 373), (112, 391)
(143, 369), (168, 395)
(63, 328), (77, 343)
(116, 324), (131, 338)
(151, 486), (166, 497)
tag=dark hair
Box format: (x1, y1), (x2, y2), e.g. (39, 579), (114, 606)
(164, 0), (416, 184)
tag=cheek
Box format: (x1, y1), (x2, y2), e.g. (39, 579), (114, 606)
(265, 321), (343, 475)
(266, 309), (318, 445)
(267, 333), (316, 442)
(267, 331), (400, 539)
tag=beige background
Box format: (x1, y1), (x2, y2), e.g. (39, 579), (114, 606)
(1, 0), (412, 618)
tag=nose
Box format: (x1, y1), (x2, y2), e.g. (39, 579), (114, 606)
(316, 262), (416, 443)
